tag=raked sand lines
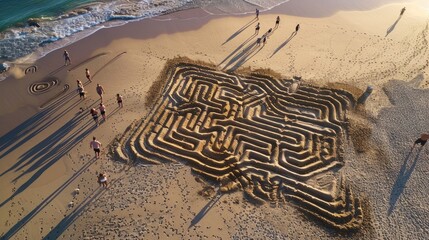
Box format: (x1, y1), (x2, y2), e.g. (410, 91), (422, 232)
(112, 61), (363, 230)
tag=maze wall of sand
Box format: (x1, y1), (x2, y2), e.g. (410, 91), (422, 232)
(113, 63), (363, 230)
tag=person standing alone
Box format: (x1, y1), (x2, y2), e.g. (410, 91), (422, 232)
(295, 24), (300, 32)
(90, 137), (102, 159)
(400, 7), (406, 16)
(85, 68), (92, 82)
(63, 50), (71, 66)
(116, 93), (123, 108)
(96, 84), (105, 101)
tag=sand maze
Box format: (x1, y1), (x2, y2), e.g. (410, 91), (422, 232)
(115, 63), (363, 230)
(29, 76), (59, 95)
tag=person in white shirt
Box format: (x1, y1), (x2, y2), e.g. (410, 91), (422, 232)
(98, 173), (108, 188)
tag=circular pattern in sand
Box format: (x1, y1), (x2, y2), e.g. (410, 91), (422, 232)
(29, 77), (59, 95)
(25, 65), (38, 75)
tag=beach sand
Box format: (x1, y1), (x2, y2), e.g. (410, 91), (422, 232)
(1, 1), (429, 239)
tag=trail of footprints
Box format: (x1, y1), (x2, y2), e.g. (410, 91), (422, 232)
(113, 63), (363, 230)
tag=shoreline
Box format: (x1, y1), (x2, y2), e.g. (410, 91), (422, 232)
(0, 0), (412, 67)
(1, 0), (429, 238)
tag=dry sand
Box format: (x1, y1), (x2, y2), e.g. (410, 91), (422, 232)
(1, 1), (429, 239)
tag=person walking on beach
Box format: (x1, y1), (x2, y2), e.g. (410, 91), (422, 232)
(411, 133), (429, 150)
(96, 84), (105, 100)
(263, 36), (267, 45)
(78, 84), (86, 100)
(77, 79), (85, 99)
(295, 24), (300, 32)
(99, 102), (106, 121)
(85, 68), (92, 82)
(90, 136), (102, 159)
(256, 9), (259, 19)
(267, 28), (273, 37)
(63, 50), (71, 66)
(77, 79), (83, 88)
(255, 22), (260, 34)
(256, 37), (261, 46)
(275, 16), (280, 26)
(90, 108), (99, 126)
(400, 7), (406, 16)
(116, 93), (123, 108)
(97, 173), (108, 188)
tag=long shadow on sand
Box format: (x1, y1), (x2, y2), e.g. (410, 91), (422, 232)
(0, 100), (98, 177)
(44, 172), (128, 239)
(93, 52), (127, 78)
(270, 31), (297, 58)
(0, 157), (98, 239)
(219, 32), (258, 66)
(0, 101), (124, 208)
(0, 90), (78, 162)
(189, 193), (223, 228)
(0, 118), (97, 208)
(12, 113), (90, 178)
(222, 18), (258, 45)
(48, 65), (68, 76)
(222, 38), (265, 72)
(67, 52), (108, 72)
(385, 15), (402, 37)
(42, 187), (106, 239)
(388, 148), (421, 215)
(0, 106), (105, 202)
(226, 43), (265, 72)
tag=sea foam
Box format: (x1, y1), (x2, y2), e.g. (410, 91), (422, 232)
(0, 0), (288, 64)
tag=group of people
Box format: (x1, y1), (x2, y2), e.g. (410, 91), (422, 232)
(254, 10), (300, 46)
(64, 50), (127, 189)
(72, 65), (124, 126)
(87, 91), (123, 126)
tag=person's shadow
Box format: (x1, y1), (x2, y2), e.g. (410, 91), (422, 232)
(270, 31), (297, 58)
(388, 148), (421, 215)
(189, 192), (222, 228)
(385, 15), (402, 37)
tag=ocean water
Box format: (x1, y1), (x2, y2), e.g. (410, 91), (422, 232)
(0, 0), (288, 64)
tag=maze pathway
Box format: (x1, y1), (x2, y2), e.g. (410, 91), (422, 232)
(114, 63), (363, 230)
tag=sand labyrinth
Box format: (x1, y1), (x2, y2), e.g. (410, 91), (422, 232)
(114, 63), (363, 230)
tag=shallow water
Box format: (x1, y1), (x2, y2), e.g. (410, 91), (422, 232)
(0, 0), (289, 63)
(0, 0), (97, 31)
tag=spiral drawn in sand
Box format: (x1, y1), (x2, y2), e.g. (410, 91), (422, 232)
(29, 77), (59, 95)
(25, 65), (38, 75)
(114, 63), (363, 230)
